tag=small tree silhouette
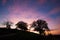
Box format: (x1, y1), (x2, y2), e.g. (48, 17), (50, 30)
(3, 21), (13, 29)
(16, 21), (28, 31)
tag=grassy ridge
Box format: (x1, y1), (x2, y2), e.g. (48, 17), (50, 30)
(0, 28), (60, 40)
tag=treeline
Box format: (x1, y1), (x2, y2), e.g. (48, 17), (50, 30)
(1, 19), (51, 35)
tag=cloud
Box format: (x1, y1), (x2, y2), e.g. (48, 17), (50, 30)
(4, 0), (59, 30)
(48, 7), (60, 15)
(7, 5), (45, 24)
(37, 0), (47, 5)
(47, 6), (60, 29)
(54, 17), (60, 29)
(50, 0), (59, 3)
(7, 5), (56, 30)
(2, 0), (7, 6)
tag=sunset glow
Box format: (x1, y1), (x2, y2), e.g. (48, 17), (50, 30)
(0, 0), (60, 35)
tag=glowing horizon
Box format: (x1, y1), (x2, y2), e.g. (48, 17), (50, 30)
(0, 0), (60, 35)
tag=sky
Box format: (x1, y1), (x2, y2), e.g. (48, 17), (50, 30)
(0, 0), (60, 31)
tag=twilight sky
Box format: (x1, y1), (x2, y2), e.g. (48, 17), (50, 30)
(0, 0), (60, 30)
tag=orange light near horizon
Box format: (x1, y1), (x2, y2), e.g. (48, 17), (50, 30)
(50, 30), (60, 35)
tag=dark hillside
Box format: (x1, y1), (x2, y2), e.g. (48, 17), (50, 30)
(0, 28), (60, 40)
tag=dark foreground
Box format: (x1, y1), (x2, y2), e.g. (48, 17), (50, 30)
(0, 28), (60, 40)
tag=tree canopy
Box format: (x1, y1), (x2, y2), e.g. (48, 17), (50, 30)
(31, 19), (50, 35)
(16, 21), (28, 31)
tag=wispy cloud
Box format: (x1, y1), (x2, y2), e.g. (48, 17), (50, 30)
(37, 0), (47, 5)
(48, 7), (60, 15)
(0, 0), (60, 31)
(2, 0), (7, 6)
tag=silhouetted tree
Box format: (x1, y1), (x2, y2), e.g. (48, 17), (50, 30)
(30, 21), (37, 30)
(16, 21), (28, 31)
(36, 19), (49, 30)
(31, 19), (50, 35)
(31, 21), (37, 27)
(3, 21), (13, 29)
(36, 19), (50, 35)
